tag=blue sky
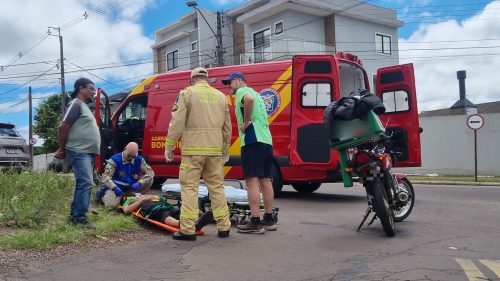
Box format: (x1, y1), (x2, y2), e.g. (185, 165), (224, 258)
(0, 0), (499, 145)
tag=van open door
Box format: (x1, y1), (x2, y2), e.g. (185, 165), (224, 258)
(289, 55), (339, 168)
(375, 63), (421, 167)
(94, 88), (114, 172)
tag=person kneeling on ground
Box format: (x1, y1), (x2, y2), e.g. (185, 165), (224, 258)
(121, 194), (214, 233)
(96, 142), (154, 206)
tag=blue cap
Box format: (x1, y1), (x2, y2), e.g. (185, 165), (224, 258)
(221, 72), (246, 85)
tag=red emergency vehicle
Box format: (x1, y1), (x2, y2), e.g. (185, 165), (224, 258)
(94, 53), (421, 195)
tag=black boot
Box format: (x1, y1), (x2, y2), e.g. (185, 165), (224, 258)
(195, 211), (214, 230)
(172, 231), (196, 241)
(218, 230), (230, 238)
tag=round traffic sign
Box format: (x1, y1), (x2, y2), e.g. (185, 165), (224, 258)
(466, 114), (484, 130)
(29, 138), (37, 145)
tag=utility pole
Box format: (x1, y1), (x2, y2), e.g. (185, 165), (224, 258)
(216, 11), (224, 67)
(186, 1), (224, 66)
(28, 86), (33, 168)
(48, 27), (66, 116)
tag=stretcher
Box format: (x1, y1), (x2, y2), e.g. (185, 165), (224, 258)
(131, 210), (204, 235)
(117, 204), (204, 235)
(162, 183), (279, 225)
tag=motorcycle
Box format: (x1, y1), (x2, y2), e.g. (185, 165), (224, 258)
(348, 133), (415, 237)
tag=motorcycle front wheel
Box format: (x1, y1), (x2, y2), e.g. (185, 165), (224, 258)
(370, 178), (395, 237)
(393, 178), (415, 222)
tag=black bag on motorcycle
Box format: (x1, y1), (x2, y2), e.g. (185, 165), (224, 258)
(323, 97), (357, 141)
(351, 89), (386, 119)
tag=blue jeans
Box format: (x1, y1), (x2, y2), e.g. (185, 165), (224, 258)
(67, 150), (95, 220)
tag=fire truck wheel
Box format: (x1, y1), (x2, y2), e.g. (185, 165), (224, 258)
(291, 182), (322, 194)
(152, 177), (168, 189)
(270, 163), (283, 197)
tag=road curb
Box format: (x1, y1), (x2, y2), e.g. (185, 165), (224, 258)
(411, 180), (500, 186)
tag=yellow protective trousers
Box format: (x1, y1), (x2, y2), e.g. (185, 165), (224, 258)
(179, 155), (230, 235)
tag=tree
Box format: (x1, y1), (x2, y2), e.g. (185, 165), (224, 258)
(33, 93), (71, 153)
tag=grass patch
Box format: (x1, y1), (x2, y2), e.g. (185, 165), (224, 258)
(0, 171), (139, 250)
(408, 175), (500, 184)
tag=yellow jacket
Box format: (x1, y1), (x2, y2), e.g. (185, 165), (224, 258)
(165, 81), (232, 156)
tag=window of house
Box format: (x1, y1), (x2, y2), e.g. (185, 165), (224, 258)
(375, 33), (391, 55)
(275, 21), (283, 35)
(191, 41), (198, 52)
(253, 28), (271, 63)
(382, 90), (409, 113)
(167, 50), (178, 70)
(301, 82), (332, 107)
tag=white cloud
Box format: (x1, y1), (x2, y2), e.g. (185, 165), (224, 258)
(399, 1), (500, 112)
(0, 0), (155, 95)
(0, 92), (56, 114)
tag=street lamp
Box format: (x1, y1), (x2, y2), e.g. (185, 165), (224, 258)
(186, 1), (223, 66)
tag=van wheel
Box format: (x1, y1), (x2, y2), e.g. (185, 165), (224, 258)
(292, 182), (322, 194)
(270, 163), (283, 197)
(152, 177), (167, 189)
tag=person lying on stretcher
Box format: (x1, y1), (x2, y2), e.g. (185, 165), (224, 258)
(120, 194), (214, 231)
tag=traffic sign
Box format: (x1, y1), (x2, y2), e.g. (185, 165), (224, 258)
(29, 138), (37, 145)
(466, 114), (484, 130)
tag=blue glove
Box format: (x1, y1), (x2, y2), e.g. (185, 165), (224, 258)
(113, 186), (124, 197)
(131, 182), (142, 191)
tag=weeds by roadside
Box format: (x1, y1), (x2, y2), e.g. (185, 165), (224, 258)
(0, 171), (138, 249)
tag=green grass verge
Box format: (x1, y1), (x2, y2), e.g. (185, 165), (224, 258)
(0, 171), (139, 250)
(408, 175), (500, 184)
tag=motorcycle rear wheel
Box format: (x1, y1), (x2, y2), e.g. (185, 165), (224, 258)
(393, 178), (415, 222)
(370, 178), (395, 237)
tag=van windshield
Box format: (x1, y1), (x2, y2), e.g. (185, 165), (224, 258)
(0, 128), (20, 137)
(339, 62), (366, 98)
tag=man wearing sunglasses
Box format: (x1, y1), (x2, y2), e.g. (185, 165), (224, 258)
(55, 77), (100, 229)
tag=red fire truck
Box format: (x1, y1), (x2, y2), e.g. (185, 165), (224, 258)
(94, 53), (421, 195)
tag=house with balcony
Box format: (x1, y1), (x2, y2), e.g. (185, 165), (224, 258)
(152, 0), (403, 80)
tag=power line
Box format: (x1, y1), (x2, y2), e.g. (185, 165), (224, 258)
(66, 60), (128, 90)
(0, 0), (129, 73)
(0, 65), (58, 97)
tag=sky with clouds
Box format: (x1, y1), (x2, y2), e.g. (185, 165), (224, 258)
(0, 0), (498, 145)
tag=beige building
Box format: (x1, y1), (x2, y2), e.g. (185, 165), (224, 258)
(152, 0), (403, 77)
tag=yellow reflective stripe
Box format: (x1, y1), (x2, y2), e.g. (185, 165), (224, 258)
(165, 138), (176, 145)
(129, 75), (158, 96)
(183, 151), (221, 155)
(179, 164), (188, 170)
(183, 147), (222, 151)
(180, 211), (199, 219)
(213, 208), (229, 218)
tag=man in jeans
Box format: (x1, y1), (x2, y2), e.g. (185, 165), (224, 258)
(55, 77), (100, 229)
(222, 72), (277, 234)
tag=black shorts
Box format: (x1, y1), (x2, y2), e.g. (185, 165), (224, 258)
(148, 206), (180, 223)
(241, 142), (273, 178)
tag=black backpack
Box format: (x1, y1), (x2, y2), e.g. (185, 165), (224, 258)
(139, 195), (173, 219)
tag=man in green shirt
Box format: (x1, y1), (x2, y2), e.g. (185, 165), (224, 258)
(222, 72), (277, 234)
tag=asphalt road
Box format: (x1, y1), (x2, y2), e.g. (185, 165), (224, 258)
(21, 183), (500, 281)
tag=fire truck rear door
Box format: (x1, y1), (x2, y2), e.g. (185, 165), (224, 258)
(289, 55), (339, 167)
(376, 63), (421, 167)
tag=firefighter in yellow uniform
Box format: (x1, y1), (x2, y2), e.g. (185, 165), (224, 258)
(164, 67), (232, 241)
